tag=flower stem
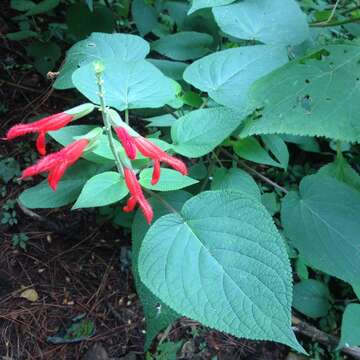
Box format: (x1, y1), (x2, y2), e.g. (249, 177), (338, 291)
(95, 68), (125, 175)
(125, 108), (129, 125)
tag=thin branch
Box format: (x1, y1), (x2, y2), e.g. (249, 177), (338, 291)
(144, 189), (179, 215)
(221, 148), (289, 194)
(292, 316), (360, 360)
(310, 15), (360, 27)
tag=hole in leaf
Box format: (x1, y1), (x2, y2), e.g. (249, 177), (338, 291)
(87, 42), (96, 48)
(305, 79), (310, 84)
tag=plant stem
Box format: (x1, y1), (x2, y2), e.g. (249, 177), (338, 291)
(221, 148), (289, 194)
(125, 108), (129, 125)
(95, 71), (124, 175)
(310, 15), (360, 27)
(144, 189), (179, 215)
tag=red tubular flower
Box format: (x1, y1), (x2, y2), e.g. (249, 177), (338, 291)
(115, 127), (188, 185)
(123, 167), (153, 224)
(5, 112), (74, 156)
(22, 139), (89, 191)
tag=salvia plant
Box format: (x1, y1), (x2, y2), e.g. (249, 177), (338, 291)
(5, 0), (360, 355)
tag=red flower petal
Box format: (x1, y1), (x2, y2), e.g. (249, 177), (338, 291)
(115, 127), (137, 160)
(36, 132), (46, 156)
(151, 160), (161, 185)
(48, 162), (68, 191)
(123, 196), (137, 212)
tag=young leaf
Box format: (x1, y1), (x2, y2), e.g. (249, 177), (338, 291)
(234, 137), (283, 168)
(73, 172), (128, 209)
(293, 279), (331, 319)
(338, 304), (360, 349)
(318, 154), (360, 192)
(171, 108), (244, 157)
(19, 161), (99, 209)
(138, 191), (304, 352)
(152, 32), (213, 61)
(211, 167), (261, 201)
(282, 175), (360, 287)
(72, 59), (175, 111)
(139, 168), (198, 191)
(241, 45), (360, 143)
(212, 0), (309, 46)
(262, 135), (289, 170)
(132, 191), (192, 350)
(183, 45), (288, 109)
(49, 125), (123, 163)
(25, 0), (59, 16)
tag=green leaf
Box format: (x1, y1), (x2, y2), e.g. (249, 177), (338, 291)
(211, 167), (261, 201)
(261, 192), (280, 216)
(132, 0), (158, 36)
(19, 161), (99, 209)
(148, 59), (187, 81)
(132, 191), (192, 350)
(338, 304), (360, 349)
(72, 58), (175, 111)
(144, 114), (176, 128)
(282, 175), (360, 287)
(73, 172), (128, 209)
(139, 168), (198, 191)
(152, 31), (213, 61)
(25, 0), (59, 15)
(241, 45), (360, 143)
(188, 0), (236, 15)
(171, 107), (244, 158)
(54, 32), (149, 89)
(262, 135), (289, 170)
(318, 154), (360, 192)
(183, 45), (288, 109)
(26, 41), (61, 75)
(6, 30), (38, 41)
(293, 279), (331, 319)
(234, 137), (283, 168)
(138, 190), (304, 352)
(66, 3), (114, 40)
(11, 0), (35, 11)
(212, 0), (309, 46)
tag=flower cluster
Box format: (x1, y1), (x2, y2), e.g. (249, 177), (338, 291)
(115, 127), (188, 224)
(4, 105), (188, 224)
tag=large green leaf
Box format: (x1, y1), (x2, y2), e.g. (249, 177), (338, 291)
(132, 0), (158, 36)
(72, 58), (175, 111)
(148, 59), (187, 81)
(212, 0), (309, 46)
(138, 191), (303, 352)
(183, 45), (288, 109)
(152, 31), (213, 61)
(132, 191), (192, 350)
(139, 168), (198, 191)
(241, 45), (360, 143)
(188, 0), (236, 15)
(293, 279), (331, 319)
(19, 161), (99, 209)
(282, 175), (360, 287)
(338, 304), (360, 349)
(171, 107), (243, 157)
(54, 32), (149, 89)
(210, 167), (261, 201)
(73, 171), (128, 209)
